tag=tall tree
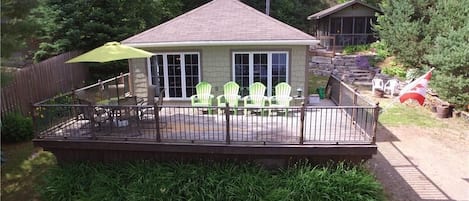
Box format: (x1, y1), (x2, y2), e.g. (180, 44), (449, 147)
(1, 0), (39, 59)
(374, 0), (435, 68)
(425, 0), (469, 108)
(33, 0), (184, 61)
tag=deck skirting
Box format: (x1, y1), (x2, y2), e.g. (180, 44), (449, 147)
(34, 139), (377, 165)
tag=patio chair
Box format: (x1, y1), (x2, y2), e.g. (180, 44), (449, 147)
(242, 82), (267, 116)
(190, 81), (214, 114)
(268, 82), (293, 116)
(217, 81), (241, 115)
(371, 78), (384, 93)
(384, 79), (399, 96)
(139, 86), (165, 120)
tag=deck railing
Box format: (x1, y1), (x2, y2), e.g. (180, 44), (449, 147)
(33, 76), (379, 145)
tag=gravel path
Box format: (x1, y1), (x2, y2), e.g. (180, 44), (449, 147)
(368, 125), (469, 201)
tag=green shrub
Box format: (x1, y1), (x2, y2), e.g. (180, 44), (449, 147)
(342, 44), (370, 55)
(39, 161), (385, 201)
(382, 61), (406, 78)
(370, 40), (391, 62)
(1, 112), (34, 143)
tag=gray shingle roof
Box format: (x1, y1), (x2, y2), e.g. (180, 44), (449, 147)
(122, 0), (317, 47)
(307, 0), (381, 20)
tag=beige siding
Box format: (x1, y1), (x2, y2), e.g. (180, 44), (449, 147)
(129, 58), (148, 99)
(130, 45), (309, 99)
(331, 5), (376, 17)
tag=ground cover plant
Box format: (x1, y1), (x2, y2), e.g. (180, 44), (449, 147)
(1, 142), (56, 201)
(39, 161), (385, 201)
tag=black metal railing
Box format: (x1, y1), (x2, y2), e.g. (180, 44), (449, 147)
(33, 75), (379, 145)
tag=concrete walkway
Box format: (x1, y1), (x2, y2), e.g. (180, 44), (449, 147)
(368, 125), (469, 201)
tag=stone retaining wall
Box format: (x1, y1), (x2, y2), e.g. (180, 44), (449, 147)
(309, 54), (378, 83)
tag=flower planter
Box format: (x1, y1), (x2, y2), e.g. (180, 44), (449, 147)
(436, 105), (452, 118)
(374, 89), (384, 98)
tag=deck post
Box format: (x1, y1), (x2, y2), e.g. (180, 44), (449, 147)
(154, 104), (161, 142)
(372, 102), (380, 144)
(225, 103), (230, 144)
(31, 102), (39, 138)
(299, 102), (305, 144)
(338, 82), (342, 106)
(352, 88), (358, 122)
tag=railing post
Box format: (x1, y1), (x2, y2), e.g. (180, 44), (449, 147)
(338, 82), (342, 106)
(154, 104), (161, 142)
(115, 76), (119, 102)
(31, 102), (39, 139)
(372, 102), (380, 144)
(299, 102), (305, 144)
(352, 88), (358, 122)
(225, 103), (230, 144)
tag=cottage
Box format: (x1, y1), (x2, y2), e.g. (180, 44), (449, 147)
(122, 0), (318, 101)
(307, 0), (382, 47)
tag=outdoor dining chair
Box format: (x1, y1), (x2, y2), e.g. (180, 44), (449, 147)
(268, 82), (293, 116)
(190, 81), (214, 114)
(242, 82), (267, 116)
(217, 81), (241, 115)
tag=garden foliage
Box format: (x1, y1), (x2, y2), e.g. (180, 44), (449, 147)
(40, 161), (385, 201)
(375, 0), (468, 108)
(1, 112), (34, 143)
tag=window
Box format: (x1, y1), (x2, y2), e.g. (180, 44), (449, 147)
(233, 52), (288, 96)
(149, 53), (200, 99)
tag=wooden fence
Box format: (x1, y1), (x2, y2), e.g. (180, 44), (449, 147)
(1, 51), (89, 117)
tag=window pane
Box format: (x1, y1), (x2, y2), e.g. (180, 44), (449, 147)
(272, 53), (288, 95)
(167, 55), (182, 97)
(150, 55), (164, 97)
(342, 17), (353, 34)
(330, 17), (341, 34)
(184, 54), (199, 97)
(253, 53), (268, 88)
(354, 17), (366, 33)
(234, 54), (250, 96)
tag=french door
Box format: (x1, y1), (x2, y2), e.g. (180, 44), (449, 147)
(149, 53), (200, 99)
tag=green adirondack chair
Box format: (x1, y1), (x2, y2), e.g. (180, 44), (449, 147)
(242, 82), (267, 115)
(190, 81), (214, 114)
(268, 82), (293, 116)
(217, 81), (241, 115)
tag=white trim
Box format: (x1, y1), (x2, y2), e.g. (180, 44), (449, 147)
(232, 51), (289, 96)
(124, 40), (319, 48)
(146, 57), (152, 86)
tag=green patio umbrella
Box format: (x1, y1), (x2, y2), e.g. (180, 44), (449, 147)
(66, 41), (153, 63)
(66, 42), (154, 103)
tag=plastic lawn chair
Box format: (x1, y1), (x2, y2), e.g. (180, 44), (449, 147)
(384, 79), (399, 96)
(190, 81), (214, 114)
(371, 78), (384, 93)
(217, 81), (241, 115)
(242, 82), (267, 116)
(268, 82), (293, 116)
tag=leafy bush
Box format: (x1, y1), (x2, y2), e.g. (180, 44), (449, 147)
(342, 44), (370, 55)
(381, 61), (406, 78)
(1, 112), (34, 143)
(370, 40), (391, 62)
(39, 161), (384, 201)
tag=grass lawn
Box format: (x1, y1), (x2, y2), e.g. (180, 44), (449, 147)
(40, 161), (385, 201)
(1, 141), (56, 201)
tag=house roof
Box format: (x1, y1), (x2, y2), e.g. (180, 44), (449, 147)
(122, 0), (318, 47)
(307, 0), (381, 20)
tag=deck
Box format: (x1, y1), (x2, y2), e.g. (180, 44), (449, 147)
(33, 75), (379, 164)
